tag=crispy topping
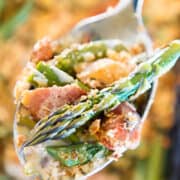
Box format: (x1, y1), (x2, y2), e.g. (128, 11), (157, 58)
(17, 134), (27, 148)
(89, 119), (101, 135)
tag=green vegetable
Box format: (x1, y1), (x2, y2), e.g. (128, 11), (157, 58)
(23, 40), (180, 147)
(134, 159), (148, 180)
(30, 61), (74, 86)
(28, 69), (48, 87)
(75, 79), (90, 92)
(55, 40), (127, 75)
(146, 137), (166, 180)
(0, 174), (11, 180)
(46, 143), (109, 167)
(0, 123), (10, 139)
(0, 0), (5, 14)
(0, 1), (33, 39)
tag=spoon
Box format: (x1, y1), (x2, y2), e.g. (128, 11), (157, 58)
(14, 0), (157, 179)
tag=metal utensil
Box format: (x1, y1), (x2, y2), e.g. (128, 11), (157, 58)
(14, 0), (157, 179)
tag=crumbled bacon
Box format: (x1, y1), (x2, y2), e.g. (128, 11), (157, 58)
(128, 127), (141, 149)
(31, 37), (54, 63)
(91, 102), (140, 156)
(21, 84), (86, 119)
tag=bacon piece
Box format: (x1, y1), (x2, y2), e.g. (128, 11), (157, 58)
(21, 85), (86, 119)
(128, 127), (141, 149)
(31, 37), (54, 63)
(91, 102), (140, 154)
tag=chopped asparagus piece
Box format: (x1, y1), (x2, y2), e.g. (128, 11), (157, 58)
(55, 40), (128, 75)
(28, 62), (74, 87)
(46, 143), (109, 167)
(28, 69), (48, 87)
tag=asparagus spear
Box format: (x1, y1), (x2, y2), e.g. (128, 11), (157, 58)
(28, 61), (74, 87)
(46, 143), (109, 167)
(23, 40), (180, 147)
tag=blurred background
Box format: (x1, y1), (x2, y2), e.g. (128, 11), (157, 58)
(0, 0), (179, 180)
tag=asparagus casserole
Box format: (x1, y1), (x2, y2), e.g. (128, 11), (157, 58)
(14, 39), (180, 180)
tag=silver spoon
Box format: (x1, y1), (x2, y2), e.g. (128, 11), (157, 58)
(14, 0), (157, 179)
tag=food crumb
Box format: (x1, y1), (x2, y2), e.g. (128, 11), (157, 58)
(17, 134), (26, 148)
